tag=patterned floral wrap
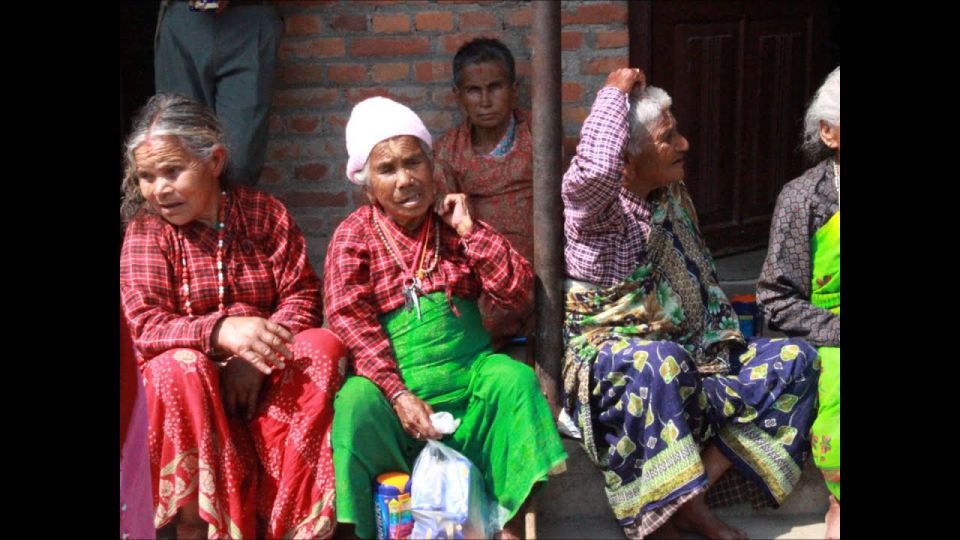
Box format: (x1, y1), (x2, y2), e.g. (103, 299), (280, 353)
(562, 184), (820, 536)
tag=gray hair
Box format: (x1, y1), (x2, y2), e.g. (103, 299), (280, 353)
(626, 85), (673, 155)
(355, 137), (433, 187)
(801, 66), (840, 163)
(120, 93), (229, 222)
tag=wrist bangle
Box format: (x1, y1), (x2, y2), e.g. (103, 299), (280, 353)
(389, 389), (409, 404)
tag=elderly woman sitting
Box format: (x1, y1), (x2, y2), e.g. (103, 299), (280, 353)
(120, 94), (345, 539)
(758, 66), (840, 540)
(325, 97), (566, 540)
(561, 69), (820, 539)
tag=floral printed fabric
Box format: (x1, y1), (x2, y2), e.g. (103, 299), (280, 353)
(142, 329), (345, 539)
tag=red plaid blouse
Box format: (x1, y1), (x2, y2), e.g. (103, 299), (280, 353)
(120, 186), (323, 363)
(323, 204), (533, 398)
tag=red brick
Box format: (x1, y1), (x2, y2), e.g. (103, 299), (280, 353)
(280, 64), (326, 85)
(357, 0), (429, 5)
(563, 106), (590, 125)
(431, 88), (459, 108)
(285, 15), (323, 36)
(284, 191), (348, 208)
(562, 82), (584, 103)
(504, 8), (532, 28)
(325, 113), (350, 128)
(267, 141), (299, 162)
(274, 88), (340, 108)
(327, 64), (368, 84)
(597, 30), (629, 49)
(561, 2), (628, 25)
(581, 56), (628, 74)
(415, 12), (454, 32)
(297, 139), (341, 160)
(293, 163), (330, 182)
(258, 165), (284, 186)
(418, 110), (455, 133)
(288, 116), (321, 134)
(352, 37), (430, 57)
(460, 12), (498, 31)
(268, 114), (283, 133)
(562, 31), (584, 51)
(372, 13), (410, 33)
(346, 87), (428, 107)
(330, 14), (367, 32)
(441, 33), (503, 54)
(414, 61), (453, 84)
(371, 63), (410, 83)
(280, 38), (346, 59)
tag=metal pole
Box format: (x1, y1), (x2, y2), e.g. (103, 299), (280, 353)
(531, 0), (563, 415)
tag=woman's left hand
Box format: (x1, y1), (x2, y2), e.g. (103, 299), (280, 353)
(435, 193), (474, 236)
(220, 356), (268, 422)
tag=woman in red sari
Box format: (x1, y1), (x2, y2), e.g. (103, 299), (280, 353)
(120, 94), (345, 539)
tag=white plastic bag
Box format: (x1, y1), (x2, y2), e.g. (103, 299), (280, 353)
(409, 440), (497, 539)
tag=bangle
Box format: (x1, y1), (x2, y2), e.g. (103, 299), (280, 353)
(389, 389), (409, 405)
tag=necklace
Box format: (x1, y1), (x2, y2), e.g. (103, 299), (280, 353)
(833, 159), (840, 210)
(179, 190), (228, 317)
(372, 209), (440, 320)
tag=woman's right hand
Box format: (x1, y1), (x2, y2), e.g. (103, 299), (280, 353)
(392, 392), (443, 441)
(211, 316), (293, 374)
(605, 67), (646, 94)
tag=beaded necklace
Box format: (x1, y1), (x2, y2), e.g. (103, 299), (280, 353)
(179, 190), (227, 317)
(372, 209), (440, 320)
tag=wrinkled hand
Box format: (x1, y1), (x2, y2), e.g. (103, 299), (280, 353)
(605, 67), (646, 94)
(220, 357), (268, 421)
(392, 393), (442, 440)
(212, 316), (293, 374)
(435, 193), (474, 236)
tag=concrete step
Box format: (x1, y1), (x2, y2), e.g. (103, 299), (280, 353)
(537, 513), (826, 539)
(538, 439), (829, 535)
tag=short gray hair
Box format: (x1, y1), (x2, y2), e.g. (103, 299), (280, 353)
(626, 85), (673, 155)
(801, 66), (840, 163)
(120, 93), (229, 222)
(355, 137), (433, 187)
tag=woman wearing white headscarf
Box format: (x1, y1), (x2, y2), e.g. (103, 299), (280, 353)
(324, 97), (566, 539)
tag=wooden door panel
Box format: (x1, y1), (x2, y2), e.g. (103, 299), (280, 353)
(742, 18), (811, 225)
(638, 1), (831, 254)
(668, 22), (741, 232)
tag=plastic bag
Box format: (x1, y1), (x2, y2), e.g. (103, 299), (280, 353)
(409, 440), (497, 539)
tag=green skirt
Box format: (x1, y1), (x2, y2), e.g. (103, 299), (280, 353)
(331, 292), (567, 538)
(811, 346), (840, 500)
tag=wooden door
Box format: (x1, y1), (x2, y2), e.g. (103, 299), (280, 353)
(630, 1), (833, 254)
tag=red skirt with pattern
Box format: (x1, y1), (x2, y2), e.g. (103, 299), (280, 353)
(140, 328), (345, 539)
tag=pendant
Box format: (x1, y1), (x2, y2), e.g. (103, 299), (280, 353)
(403, 277), (424, 320)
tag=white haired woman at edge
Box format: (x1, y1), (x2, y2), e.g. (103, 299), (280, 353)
(758, 66), (841, 539)
(561, 68), (821, 539)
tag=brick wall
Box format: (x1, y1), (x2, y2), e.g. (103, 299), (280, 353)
(265, 0), (629, 274)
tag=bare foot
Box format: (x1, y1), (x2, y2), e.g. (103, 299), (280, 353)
(672, 493), (747, 540)
(824, 496), (840, 539)
(494, 520), (523, 540)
